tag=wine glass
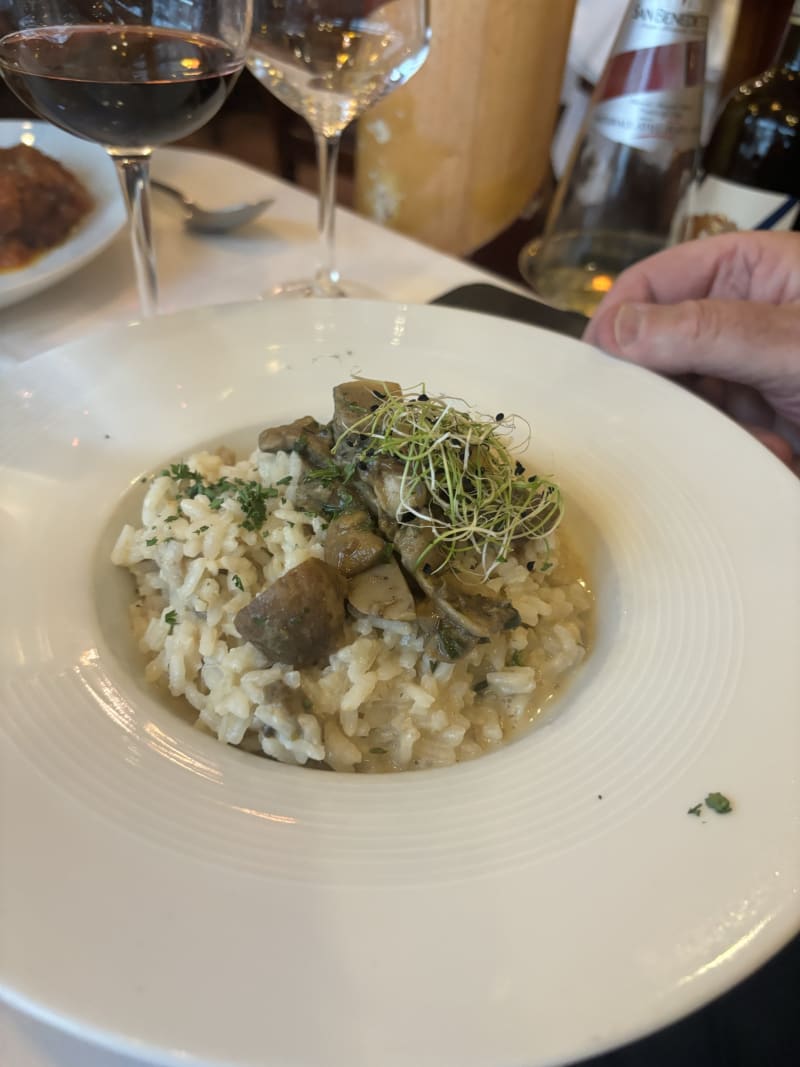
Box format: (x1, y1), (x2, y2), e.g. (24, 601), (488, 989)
(0, 1), (253, 317)
(247, 0), (431, 297)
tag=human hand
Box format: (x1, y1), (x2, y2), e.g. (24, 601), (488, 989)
(582, 231), (800, 471)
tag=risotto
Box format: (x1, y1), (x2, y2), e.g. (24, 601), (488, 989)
(111, 382), (593, 772)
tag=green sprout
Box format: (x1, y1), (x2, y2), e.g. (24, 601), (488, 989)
(334, 384), (563, 577)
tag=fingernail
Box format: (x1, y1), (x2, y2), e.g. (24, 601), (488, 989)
(614, 303), (645, 352)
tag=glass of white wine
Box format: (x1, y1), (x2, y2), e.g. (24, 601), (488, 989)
(248, 0), (431, 297)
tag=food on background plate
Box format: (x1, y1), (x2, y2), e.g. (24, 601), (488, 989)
(0, 143), (93, 271)
(112, 380), (593, 772)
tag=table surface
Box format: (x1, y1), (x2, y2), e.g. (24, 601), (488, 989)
(0, 145), (518, 368)
(2, 147), (798, 1067)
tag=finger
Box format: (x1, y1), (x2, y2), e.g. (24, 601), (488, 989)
(584, 233), (748, 346)
(688, 374), (726, 408)
(720, 382), (777, 430)
(583, 231), (800, 347)
(744, 425), (795, 467)
(587, 299), (800, 397)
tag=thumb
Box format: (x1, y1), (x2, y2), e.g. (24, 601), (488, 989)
(586, 297), (800, 431)
(598, 299), (800, 394)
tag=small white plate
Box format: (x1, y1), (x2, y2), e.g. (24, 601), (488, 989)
(0, 299), (798, 1067)
(0, 119), (126, 309)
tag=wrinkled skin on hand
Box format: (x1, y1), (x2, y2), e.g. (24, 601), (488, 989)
(583, 231), (800, 474)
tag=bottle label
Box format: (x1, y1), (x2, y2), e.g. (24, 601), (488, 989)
(593, 1), (710, 151)
(687, 175), (800, 235)
(594, 84), (704, 151)
(622, 2), (711, 50)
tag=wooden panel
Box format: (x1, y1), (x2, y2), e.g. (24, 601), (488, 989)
(354, 0), (577, 255)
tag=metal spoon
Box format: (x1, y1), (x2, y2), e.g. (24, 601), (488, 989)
(151, 179), (274, 234)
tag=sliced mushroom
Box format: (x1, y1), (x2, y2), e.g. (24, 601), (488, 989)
(393, 524), (519, 640)
(393, 523), (447, 585)
(415, 600), (479, 662)
(234, 558), (347, 667)
(324, 510), (388, 577)
(332, 379), (401, 439)
(347, 559), (416, 622)
(295, 471), (355, 515)
(367, 455), (429, 519)
(431, 579), (520, 639)
(258, 415), (332, 469)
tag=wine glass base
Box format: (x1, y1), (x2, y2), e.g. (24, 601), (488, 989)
(266, 278), (381, 299)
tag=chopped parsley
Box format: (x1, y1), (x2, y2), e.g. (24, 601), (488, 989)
(304, 461), (356, 486)
(164, 609), (178, 632)
(705, 792), (732, 814)
(234, 479), (277, 531)
(164, 513), (181, 523)
(161, 462), (193, 480)
(369, 746), (388, 755)
(232, 574), (244, 591)
(509, 649), (525, 667)
(318, 488), (357, 519)
(687, 793), (733, 816)
(159, 465), (277, 532)
(276, 475), (293, 486)
(196, 525), (209, 533)
(145, 536), (158, 547)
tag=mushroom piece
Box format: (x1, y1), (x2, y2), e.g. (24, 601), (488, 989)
(393, 523), (520, 639)
(258, 415), (332, 469)
(430, 579), (520, 639)
(415, 600), (480, 663)
(347, 559), (417, 622)
(234, 558), (347, 667)
(331, 379), (402, 439)
(324, 509), (388, 577)
(366, 455), (429, 520)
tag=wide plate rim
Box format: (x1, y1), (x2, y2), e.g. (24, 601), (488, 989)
(1, 298), (798, 1067)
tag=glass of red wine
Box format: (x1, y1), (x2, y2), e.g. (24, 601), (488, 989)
(0, 1), (253, 316)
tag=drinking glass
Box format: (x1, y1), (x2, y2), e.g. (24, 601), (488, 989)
(0, 1), (253, 316)
(248, 0), (431, 297)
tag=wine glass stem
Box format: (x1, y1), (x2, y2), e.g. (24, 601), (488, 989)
(313, 132), (343, 297)
(113, 153), (158, 318)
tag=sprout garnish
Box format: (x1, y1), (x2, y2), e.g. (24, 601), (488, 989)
(334, 383), (563, 577)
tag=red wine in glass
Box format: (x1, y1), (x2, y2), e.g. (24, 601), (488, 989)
(0, 4), (251, 318)
(0, 25), (241, 148)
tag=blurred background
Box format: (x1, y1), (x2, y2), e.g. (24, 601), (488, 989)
(0, 0), (793, 282)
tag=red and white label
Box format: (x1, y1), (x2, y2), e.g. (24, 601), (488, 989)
(592, 1), (710, 150)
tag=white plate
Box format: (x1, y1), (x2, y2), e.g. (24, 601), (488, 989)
(0, 119), (126, 309)
(1, 300), (798, 1067)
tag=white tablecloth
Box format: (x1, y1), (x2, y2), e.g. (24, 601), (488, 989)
(0, 145), (519, 1067)
(0, 145), (517, 368)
